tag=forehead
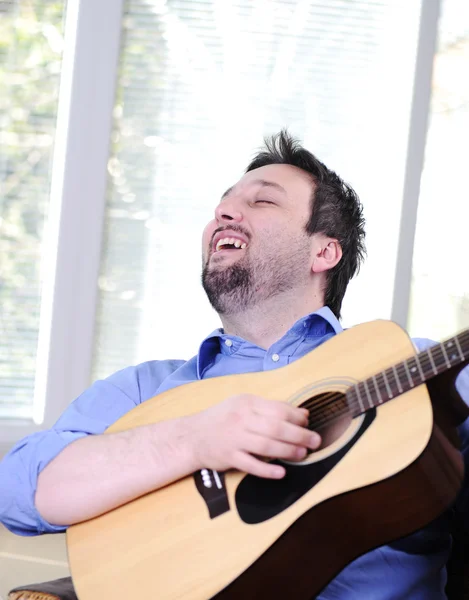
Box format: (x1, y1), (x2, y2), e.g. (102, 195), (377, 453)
(229, 163), (314, 201)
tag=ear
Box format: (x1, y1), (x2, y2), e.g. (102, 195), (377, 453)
(311, 238), (342, 274)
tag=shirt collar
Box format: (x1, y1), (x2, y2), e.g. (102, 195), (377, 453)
(196, 306), (342, 378)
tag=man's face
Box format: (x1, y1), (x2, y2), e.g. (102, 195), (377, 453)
(201, 163), (315, 315)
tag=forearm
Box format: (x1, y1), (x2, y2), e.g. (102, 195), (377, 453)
(35, 415), (199, 526)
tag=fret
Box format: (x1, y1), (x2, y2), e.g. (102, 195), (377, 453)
(415, 354), (425, 383)
(440, 342), (452, 369)
(346, 330), (469, 416)
(316, 331), (469, 430)
(348, 387), (367, 418)
(444, 340), (460, 364)
(406, 357), (422, 386)
(372, 374), (383, 404)
(403, 359), (414, 388)
(392, 364), (403, 394)
(363, 379), (373, 410)
(355, 384), (365, 413)
(382, 370), (393, 399)
(348, 330), (469, 420)
(427, 348), (438, 376)
(454, 336), (465, 362)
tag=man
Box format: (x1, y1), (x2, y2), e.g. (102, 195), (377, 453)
(1, 131), (469, 599)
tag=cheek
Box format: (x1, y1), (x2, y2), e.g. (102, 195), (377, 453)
(202, 222), (216, 255)
(258, 224), (310, 256)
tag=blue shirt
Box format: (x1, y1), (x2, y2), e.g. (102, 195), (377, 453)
(2, 306), (469, 599)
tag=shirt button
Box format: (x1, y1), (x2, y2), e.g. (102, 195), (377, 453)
(272, 353), (280, 362)
(225, 339), (233, 347)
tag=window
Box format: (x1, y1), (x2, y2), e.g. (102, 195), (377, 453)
(0, 0), (67, 419)
(408, 0), (469, 341)
(93, 0), (423, 381)
(2, 0), (457, 457)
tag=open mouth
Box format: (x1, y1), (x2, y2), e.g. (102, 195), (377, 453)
(213, 236), (248, 253)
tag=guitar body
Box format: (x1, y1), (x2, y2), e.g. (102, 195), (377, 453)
(66, 320), (465, 599)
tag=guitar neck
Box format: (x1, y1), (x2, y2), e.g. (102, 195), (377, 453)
(347, 329), (469, 418)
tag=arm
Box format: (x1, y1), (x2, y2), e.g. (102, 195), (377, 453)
(36, 394), (319, 526)
(1, 357), (318, 534)
(0, 363), (166, 535)
(35, 415), (198, 526)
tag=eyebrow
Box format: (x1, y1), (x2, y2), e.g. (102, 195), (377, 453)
(221, 179), (288, 199)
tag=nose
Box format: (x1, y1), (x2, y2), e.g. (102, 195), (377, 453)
(214, 198), (243, 223)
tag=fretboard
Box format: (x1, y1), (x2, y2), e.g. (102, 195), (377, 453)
(346, 330), (469, 417)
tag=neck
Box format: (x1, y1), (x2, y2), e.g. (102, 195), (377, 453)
(219, 288), (327, 349)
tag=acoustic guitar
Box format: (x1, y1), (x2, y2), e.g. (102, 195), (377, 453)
(66, 319), (469, 599)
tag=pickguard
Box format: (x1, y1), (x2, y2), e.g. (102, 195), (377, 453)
(235, 409), (376, 524)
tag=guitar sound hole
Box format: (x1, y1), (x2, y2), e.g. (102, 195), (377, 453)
(235, 409), (376, 525)
(300, 392), (352, 451)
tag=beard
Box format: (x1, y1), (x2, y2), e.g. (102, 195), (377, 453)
(202, 260), (254, 315)
(201, 238), (311, 315)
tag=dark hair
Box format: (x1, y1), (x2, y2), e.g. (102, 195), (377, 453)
(245, 130), (366, 319)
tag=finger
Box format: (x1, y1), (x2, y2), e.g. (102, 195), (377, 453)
(251, 397), (309, 426)
(244, 433), (311, 462)
(233, 450), (286, 479)
(248, 416), (321, 450)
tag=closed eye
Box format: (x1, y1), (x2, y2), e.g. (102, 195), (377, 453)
(255, 199), (275, 204)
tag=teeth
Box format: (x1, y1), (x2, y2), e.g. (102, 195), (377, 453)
(215, 237), (247, 252)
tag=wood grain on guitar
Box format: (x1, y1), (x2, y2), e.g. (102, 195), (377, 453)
(66, 320), (469, 600)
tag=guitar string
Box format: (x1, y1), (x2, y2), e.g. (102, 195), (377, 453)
(304, 348), (459, 430)
(299, 344), (469, 432)
(281, 330), (469, 430)
(305, 361), (462, 432)
(303, 334), (469, 420)
(292, 330), (469, 422)
(267, 344), (462, 459)
(301, 352), (436, 426)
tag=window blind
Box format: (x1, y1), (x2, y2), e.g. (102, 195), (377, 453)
(0, 1), (67, 417)
(93, 0), (423, 381)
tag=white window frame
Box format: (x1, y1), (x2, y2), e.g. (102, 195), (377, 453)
(0, 0), (124, 457)
(391, 0), (442, 328)
(0, 0), (441, 457)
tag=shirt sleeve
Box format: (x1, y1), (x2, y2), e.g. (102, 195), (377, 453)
(0, 365), (147, 536)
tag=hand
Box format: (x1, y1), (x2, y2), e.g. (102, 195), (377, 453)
(190, 394), (321, 479)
